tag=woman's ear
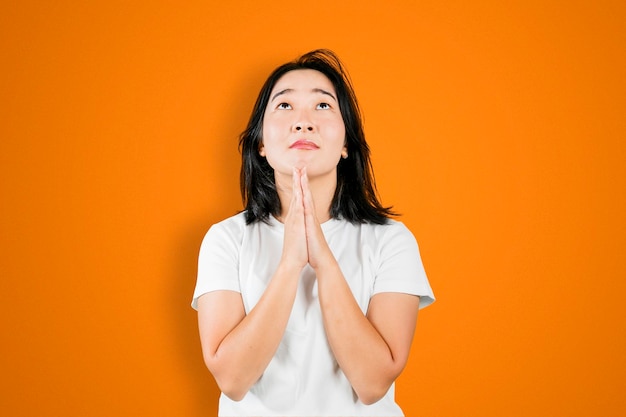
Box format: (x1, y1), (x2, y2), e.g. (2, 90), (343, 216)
(341, 146), (348, 159)
(259, 143), (266, 157)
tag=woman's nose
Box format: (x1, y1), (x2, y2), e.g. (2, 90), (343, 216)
(294, 123), (314, 132)
(293, 110), (315, 132)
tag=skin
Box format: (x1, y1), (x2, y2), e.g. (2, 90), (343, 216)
(197, 69), (420, 405)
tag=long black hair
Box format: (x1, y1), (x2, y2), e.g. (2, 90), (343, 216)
(239, 49), (394, 225)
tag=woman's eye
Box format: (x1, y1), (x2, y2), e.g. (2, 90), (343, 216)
(317, 103), (331, 110)
(277, 103), (291, 110)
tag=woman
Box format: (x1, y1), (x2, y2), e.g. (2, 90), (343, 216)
(192, 49), (434, 416)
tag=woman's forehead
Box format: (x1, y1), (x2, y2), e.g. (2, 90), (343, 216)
(271, 69), (335, 94)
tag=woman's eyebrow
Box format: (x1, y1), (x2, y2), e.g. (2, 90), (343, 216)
(313, 88), (337, 101)
(270, 88), (337, 102)
(270, 88), (293, 102)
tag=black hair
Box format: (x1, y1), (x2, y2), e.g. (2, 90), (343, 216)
(238, 49), (395, 225)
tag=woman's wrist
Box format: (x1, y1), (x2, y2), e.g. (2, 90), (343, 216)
(277, 257), (306, 277)
(311, 254), (341, 276)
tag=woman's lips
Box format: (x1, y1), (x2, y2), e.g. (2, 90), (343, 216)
(290, 140), (319, 150)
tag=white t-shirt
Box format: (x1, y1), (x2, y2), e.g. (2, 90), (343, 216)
(192, 212), (435, 417)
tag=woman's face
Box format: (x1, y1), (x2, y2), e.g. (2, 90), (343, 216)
(261, 69), (346, 181)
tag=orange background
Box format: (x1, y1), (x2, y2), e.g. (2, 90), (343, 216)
(1, 1), (625, 416)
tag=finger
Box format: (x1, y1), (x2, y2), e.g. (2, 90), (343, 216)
(292, 167), (301, 200)
(300, 167), (307, 196)
(301, 168), (315, 215)
(290, 167), (304, 217)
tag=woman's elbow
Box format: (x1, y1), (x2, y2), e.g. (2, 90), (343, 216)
(356, 379), (394, 405)
(355, 367), (404, 405)
(218, 382), (248, 402)
(202, 356), (250, 402)
(209, 370), (250, 402)
(357, 387), (388, 406)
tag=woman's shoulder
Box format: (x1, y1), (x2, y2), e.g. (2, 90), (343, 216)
(358, 218), (414, 237)
(205, 211), (280, 239)
(212, 211), (247, 227)
(331, 218), (418, 248)
(204, 211), (248, 240)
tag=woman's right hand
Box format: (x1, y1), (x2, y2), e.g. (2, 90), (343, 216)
(280, 167), (308, 271)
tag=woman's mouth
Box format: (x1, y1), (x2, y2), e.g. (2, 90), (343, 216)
(290, 140), (319, 150)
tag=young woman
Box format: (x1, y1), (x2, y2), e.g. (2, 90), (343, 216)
(192, 49), (434, 416)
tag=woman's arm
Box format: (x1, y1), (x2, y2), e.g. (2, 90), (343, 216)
(301, 171), (420, 404)
(197, 169), (309, 401)
(197, 261), (301, 401)
(316, 264), (419, 405)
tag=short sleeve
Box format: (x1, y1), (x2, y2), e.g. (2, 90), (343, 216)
(191, 216), (243, 310)
(372, 221), (435, 309)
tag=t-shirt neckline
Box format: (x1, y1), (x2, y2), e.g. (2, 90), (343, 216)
(268, 214), (342, 234)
